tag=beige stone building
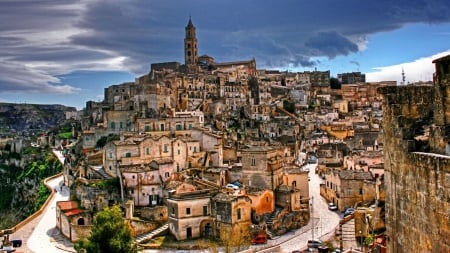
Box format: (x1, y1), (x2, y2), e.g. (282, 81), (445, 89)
(240, 146), (285, 190)
(320, 169), (375, 211)
(56, 201), (91, 242)
(167, 190), (213, 240)
(378, 55), (450, 252)
(212, 193), (252, 241)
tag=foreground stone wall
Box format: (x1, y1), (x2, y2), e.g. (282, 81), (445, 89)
(379, 84), (450, 253)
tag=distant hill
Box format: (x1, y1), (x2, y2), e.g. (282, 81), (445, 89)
(0, 103), (77, 135)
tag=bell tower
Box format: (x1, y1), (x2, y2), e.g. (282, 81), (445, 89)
(184, 17), (198, 67)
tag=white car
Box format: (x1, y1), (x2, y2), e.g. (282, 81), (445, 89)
(328, 203), (338, 211)
(225, 183), (239, 190)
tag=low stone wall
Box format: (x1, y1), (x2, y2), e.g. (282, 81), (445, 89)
(12, 172), (63, 232)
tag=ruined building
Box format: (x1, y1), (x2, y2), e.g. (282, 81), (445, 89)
(378, 55), (450, 253)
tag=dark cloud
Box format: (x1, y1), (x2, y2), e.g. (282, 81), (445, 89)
(305, 32), (359, 58)
(1, 0), (450, 94)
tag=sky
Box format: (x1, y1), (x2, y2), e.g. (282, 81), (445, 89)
(1, 0), (450, 110)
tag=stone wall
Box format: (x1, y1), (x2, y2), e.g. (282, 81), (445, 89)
(379, 84), (450, 253)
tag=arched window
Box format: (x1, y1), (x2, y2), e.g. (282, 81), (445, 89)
(77, 218), (85, 225)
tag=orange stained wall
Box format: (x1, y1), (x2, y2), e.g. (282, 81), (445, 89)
(248, 190), (275, 215)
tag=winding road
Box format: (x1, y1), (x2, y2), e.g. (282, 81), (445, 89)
(9, 150), (73, 253)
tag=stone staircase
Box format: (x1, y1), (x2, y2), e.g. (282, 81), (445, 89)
(135, 223), (169, 244)
(265, 207), (284, 237)
(266, 207), (282, 227)
(92, 166), (113, 180)
(340, 218), (360, 249)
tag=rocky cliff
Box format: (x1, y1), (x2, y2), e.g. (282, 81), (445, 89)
(0, 103), (76, 134)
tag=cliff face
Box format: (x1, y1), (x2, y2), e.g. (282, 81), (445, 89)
(0, 103), (76, 134)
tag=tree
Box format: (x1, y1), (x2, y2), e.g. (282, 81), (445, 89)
(219, 223), (251, 253)
(330, 77), (341, 89)
(283, 99), (296, 114)
(75, 205), (137, 253)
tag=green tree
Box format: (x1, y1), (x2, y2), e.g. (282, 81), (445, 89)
(75, 205), (137, 253)
(330, 77), (341, 89)
(283, 99), (296, 114)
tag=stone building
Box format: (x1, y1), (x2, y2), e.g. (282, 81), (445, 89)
(56, 200), (91, 242)
(246, 188), (275, 223)
(240, 146), (285, 190)
(167, 190), (213, 240)
(320, 169), (375, 212)
(211, 192), (252, 241)
(337, 72), (366, 84)
(378, 55), (450, 252)
(184, 17), (198, 69)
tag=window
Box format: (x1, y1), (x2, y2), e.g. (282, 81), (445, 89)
(203, 206), (208, 216)
(146, 147), (150, 155)
(171, 207), (175, 215)
(346, 188), (352, 196)
(237, 208), (241, 220)
(125, 152), (131, 158)
(145, 125), (151, 131)
(109, 152), (112, 158)
(186, 208), (191, 215)
(110, 122), (115, 129)
(189, 123), (192, 129)
(266, 197), (270, 203)
(176, 124), (182, 130)
(160, 124), (165, 131)
(164, 144), (168, 153)
(251, 158), (256, 166)
(194, 146), (197, 152)
(178, 150), (180, 155)
(165, 172), (170, 178)
(359, 188), (363, 195)
(119, 122), (123, 129)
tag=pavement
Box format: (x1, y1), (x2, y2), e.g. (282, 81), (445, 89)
(8, 154), (360, 253)
(9, 151), (75, 253)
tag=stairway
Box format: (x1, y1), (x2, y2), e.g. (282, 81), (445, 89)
(340, 218), (360, 249)
(135, 223), (169, 244)
(92, 166), (113, 180)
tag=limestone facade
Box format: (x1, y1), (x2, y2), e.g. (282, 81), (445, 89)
(378, 55), (450, 253)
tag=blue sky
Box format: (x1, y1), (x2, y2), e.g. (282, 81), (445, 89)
(1, 0), (450, 110)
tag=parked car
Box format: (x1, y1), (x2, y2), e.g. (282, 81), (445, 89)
(344, 207), (355, 216)
(251, 234), (267, 244)
(328, 203), (338, 211)
(307, 239), (323, 249)
(11, 239), (22, 247)
(225, 183), (239, 190)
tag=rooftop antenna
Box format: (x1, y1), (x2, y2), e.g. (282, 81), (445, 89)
(401, 67), (406, 85)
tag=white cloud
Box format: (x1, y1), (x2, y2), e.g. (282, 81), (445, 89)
(366, 50), (450, 84)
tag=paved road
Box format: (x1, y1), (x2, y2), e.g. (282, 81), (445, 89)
(280, 162), (340, 252)
(8, 154), (342, 253)
(250, 162), (341, 252)
(10, 150), (72, 253)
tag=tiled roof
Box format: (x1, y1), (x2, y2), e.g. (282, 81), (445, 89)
(57, 201), (79, 210)
(64, 208), (84, 216)
(339, 170), (373, 180)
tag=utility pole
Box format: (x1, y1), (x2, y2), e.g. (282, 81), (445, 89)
(339, 221), (343, 252)
(311, 196), (314, 240)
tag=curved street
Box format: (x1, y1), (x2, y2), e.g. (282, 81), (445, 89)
(10, 150), (72, 253)
(279, 162), (340, 252)
(249, 162), (341, 252)
(10, 153), (339, 253)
